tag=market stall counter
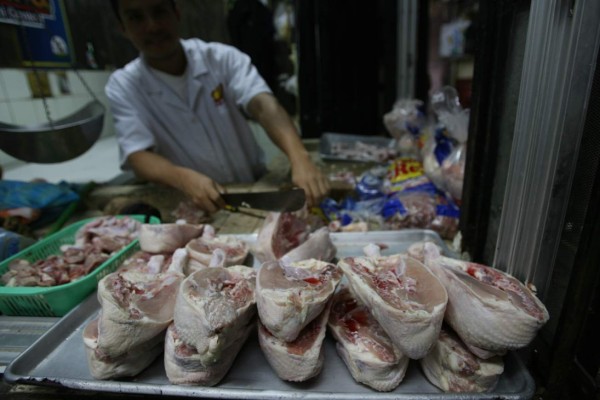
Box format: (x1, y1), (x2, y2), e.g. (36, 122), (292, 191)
(0, 138), (539, 399)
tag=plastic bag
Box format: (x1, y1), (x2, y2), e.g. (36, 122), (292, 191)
(422, 126), (454, 192)
(0, 180), (79, 210)
(384, 157), (432, 193)
(383, 99), (426, 159)
(441, 143), (466, 202)
(429, 86), (470, 202)
(381, 188), (460, 239)
(0, 228), (36, 262)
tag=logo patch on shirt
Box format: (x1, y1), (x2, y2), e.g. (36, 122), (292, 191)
(211, 83), (224, 105)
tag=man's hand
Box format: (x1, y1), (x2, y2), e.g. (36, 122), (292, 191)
(290, 156), (330, 207)
(247, 93), (331, 207)
(177, 169), (226, 214)
(128, 151), (226, 214)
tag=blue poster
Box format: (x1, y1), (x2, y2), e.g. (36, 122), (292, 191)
(0, 0), (74, 67)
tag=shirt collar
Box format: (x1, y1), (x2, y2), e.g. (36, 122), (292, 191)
(140, 39), (208, 94)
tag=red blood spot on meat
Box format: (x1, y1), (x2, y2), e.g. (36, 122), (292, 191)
(303, 276), (321, 285)
(286, 320), (321, 356)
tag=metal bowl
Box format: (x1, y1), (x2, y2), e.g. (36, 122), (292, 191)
(0, 100), (105, 164)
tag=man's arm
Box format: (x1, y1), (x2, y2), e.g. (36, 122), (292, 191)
(247, 92), (330, 206)
(127, 151), (225, 213)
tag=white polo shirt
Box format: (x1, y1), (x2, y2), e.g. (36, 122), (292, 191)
(105, 38), (271, 184)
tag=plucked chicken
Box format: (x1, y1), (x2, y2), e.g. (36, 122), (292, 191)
(328, 287), (409, 391)
(95, 250), (185, 358)
(420, 327), (504, 392)
(258, 302), (331, 382)
(164, 321), (253, 386)
(422, 243), (549, 357)
(256, 258), (341, 342)
(252, 212), (310, 263)
(83, 317), (164, 379)
(338, 245), (447, 359)
(138, 221), (203, 253)
(173, 263), (256, 365)
(185, 225), (249, 273)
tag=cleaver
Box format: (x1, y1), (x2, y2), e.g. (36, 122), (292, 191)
(221, 188), (306, 212)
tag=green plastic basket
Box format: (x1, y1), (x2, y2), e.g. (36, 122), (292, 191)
(0, 215), (160, 317)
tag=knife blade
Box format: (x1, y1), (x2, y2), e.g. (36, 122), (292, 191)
(221, 188), (306, 212)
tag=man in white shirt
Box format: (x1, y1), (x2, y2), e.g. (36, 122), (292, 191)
(107, 0), (330, 213)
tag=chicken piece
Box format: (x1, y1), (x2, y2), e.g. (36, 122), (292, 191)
(95, 251), (185, 358)
(406, 240), (443, 263)
(83, 317), (163, 380)
(75, 216), (141, 248)
(258, 303), (330, 382)
(184, 225), (249, 274)
(164, 321), (253, 386)
(280, 227), (337, 264)
(420, 328), (504, 392)
(328, 287), (409, 392)
(423, 243), (549, 355)
(256, 259), (341, 342)
(338, 249), (447, 359)
(252, 212), (310, 263)
(173, 265), (256, 365)
(138, 221), (203, 253)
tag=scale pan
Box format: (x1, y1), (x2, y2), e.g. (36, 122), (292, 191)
(0, 100), (105, 164)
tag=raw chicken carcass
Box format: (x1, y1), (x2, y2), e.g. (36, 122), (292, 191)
(95, 250), (185, 358)
(258, 303), (331, 382)
(75, 216), (141, 249)
(328, 287), (409, 391)
(280, 227), (337, 264)
(420, 328), (504, 392)
(185, 225), (249, 273)
(173, 264), (256, 365)
(406, 241), (443, 263)
(338, 249), (447, 359)
(423, 243), (549, 356)
(252, 212), (310, 263)
(138, 221), (203, 253)
(256, 258), (342, 342)
(83, 317), (163, 380)
(164, 321), (253, 386)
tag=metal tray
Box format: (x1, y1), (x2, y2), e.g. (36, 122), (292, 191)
(319, 132), (397, 162)
(0, 316), (58, 374)
(4, 230), (536, 399)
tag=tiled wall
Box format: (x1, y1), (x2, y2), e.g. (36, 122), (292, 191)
(0, 69), (115, 168)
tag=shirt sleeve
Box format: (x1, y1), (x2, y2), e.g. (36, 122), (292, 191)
(218, 44), (273, 112)
(105, 72), (156, 170)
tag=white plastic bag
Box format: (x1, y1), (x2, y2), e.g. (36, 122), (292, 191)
(429, 87), (470, 202)
(383, 99), (426, 159)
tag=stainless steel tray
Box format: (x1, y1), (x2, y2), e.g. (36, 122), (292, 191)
(0, 316), (58, 374)
(4, 230), (536, 399)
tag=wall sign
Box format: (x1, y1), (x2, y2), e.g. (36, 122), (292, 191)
(0, 0), (74, 67)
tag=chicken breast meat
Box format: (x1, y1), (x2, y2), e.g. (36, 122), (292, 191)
(328, 287), (409, 392)
(256, 258), (342, 342)
(258, 302), (331, 382)
(279, 226), (337, 264)
(252, 212), (310, 264)
(164, 321), (253, 386)
(338, 249), (447, 360)
(422, 243), (549, 356)
(83, 317), (163, 380)
(138, 221), (203, 253)
(185, 225), (249, 274)
(95, 252), (185, 358)
(173, 265), (256, 365)
(420, 327), (504, 393)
